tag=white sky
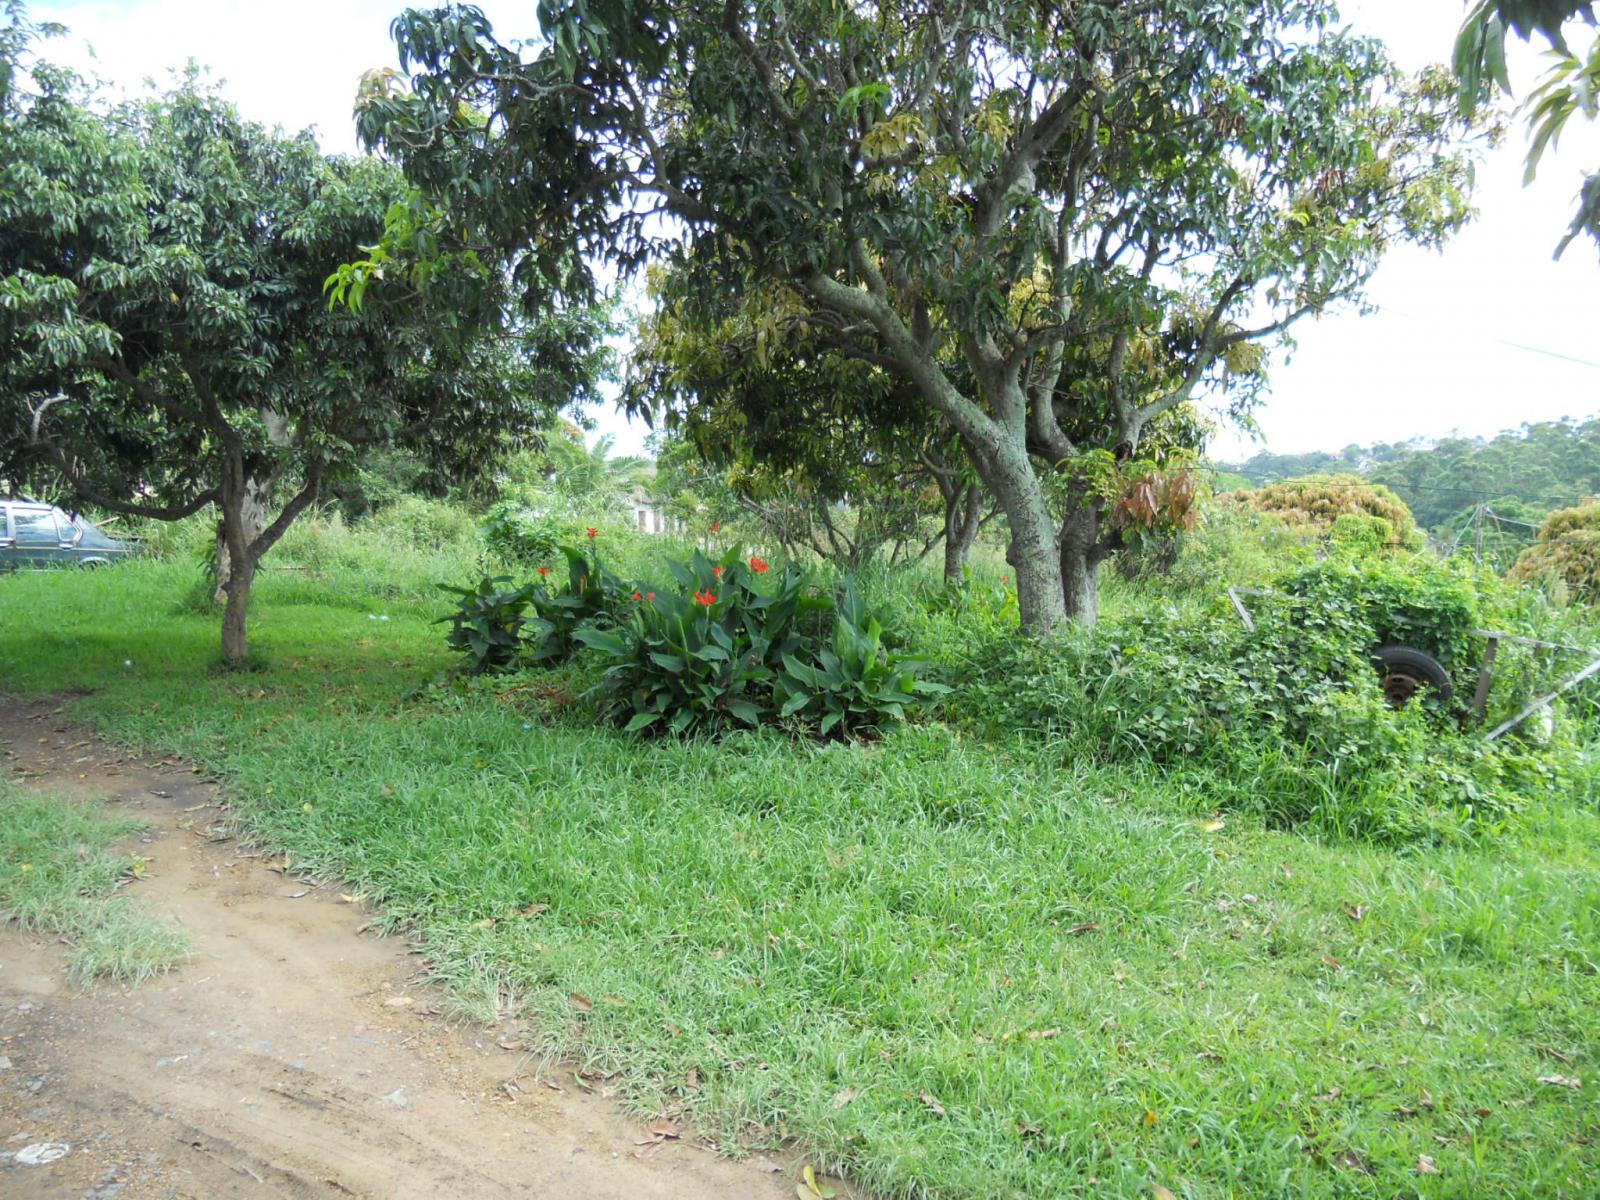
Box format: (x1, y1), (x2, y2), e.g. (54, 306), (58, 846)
(29, 0), (1600, 462)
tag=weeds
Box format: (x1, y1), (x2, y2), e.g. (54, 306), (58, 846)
(0, 779), (189, 985)
(0, 511), (1596, 1197)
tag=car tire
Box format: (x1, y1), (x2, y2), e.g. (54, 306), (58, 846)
(1371, 644), (1452, 709)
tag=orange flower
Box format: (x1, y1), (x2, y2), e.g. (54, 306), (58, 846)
(1001, 575), (1009, 585)
(536, 566), (550, 577)
(749, 556), (770, 573)
(693, 589), (717, 607)
(646, 591), (656, 602)
(710, 521), (721, 534)
(712, 565), (724, 579)
(585, 526), (598, 540)
(631, 590), (643, 601)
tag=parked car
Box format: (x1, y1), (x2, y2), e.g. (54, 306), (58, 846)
(0, 499), (134, 570)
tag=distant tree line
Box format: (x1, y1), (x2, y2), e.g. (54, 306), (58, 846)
(1224, 419), (1600, 533)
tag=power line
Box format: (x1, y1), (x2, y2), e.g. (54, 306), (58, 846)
(1373, 305), (1600, 373)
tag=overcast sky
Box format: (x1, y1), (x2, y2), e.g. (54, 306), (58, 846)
(29, 0), (1600, 462)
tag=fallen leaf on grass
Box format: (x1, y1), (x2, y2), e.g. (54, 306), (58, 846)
(1321, 954), (1343, 971)
(1418, 1088), (1434, 1111)
(662, 1022), (682, 1037)
(1538, 1074), (1581, 1089)
(684, 1067), (701, 1091)
(1143, 1109), (1158, 1127)
(600, 994), (628, 1008)
(1345, 903), (1366, 922)
(1152, 1186), (1178, 1200)
(1536, 1046), (1573, 1065)
(1201, 818), (1226, 833)
(1418, 1155), (1440, 1175)
(649, 1119), (681, 1139)
(517, 903), (549, 918)
(475, 917), (499, 929)
(496, 1037), (523, 1052)
(1066, 922), (1100, 936)
(920, 1091), (946, 1117)
(569, 993), (594, 1013)
(832, 1086), (859, 1108)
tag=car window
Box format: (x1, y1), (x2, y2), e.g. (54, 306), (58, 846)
(52, 510), (76, 541)
(12, 509), (60, 544)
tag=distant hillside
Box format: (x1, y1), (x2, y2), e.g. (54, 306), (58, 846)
(1221, 419), (1600, 534)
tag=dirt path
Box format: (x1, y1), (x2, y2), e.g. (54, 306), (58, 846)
(0, 698), (836, 1200)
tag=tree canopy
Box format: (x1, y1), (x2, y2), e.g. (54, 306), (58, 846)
(354, 0), (1482, 632)
(1507, 496), (1600, 599)
(0, 7), (610, 661)
(1455, 0), (1599, 258)
(1224, 473), (1419, 546)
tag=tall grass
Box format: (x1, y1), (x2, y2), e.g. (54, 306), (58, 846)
(0, 506), (1596, 1196)
(0, 779), (189, 985)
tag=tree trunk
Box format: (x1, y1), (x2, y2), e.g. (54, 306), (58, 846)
(220, 556), (255, 665)
(216, 458), (263, 667)
(943, 480), (982, 586)
(1059, 505), (1104, 629)
(214, 474), (268, 604)
(979, 444), (1068, 633)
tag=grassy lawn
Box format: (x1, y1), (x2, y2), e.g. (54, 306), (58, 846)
(1, 558), (1596, 1197)
(0, 774), (189, 985)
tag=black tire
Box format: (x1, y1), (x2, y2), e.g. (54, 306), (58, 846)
(1371, 644), (1452, 709)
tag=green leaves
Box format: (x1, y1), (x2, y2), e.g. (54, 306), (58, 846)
(573, 551), (939, 739)
(436, 576), (538, 674)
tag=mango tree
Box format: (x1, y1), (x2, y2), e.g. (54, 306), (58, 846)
(355, 0), (1483, 631)
(0, 11), (610, 663)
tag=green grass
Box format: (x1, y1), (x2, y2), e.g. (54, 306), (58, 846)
(1, 552), (1597, 1197)
(0, 776), (189, 985)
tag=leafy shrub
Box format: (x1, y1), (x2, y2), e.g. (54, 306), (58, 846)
(1507, 499), (1600, 602)
(954, 551), (1555, 842)
(437, 576), (538, 674)
(440, 541), (628, 673)
(1224, 474), (1419, 547)
(575, 548), (941, 737)
(368, 495), (481, 549)
(482, 500), (564, 563)
(525, 543), (629, 665)
(1109, 502), (1309, 599)
(772, 587), (949, 734)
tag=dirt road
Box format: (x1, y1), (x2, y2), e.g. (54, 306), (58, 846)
(0, 698), (828, 1199)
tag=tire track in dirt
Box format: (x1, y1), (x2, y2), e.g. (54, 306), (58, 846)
(0, 697), (843, 1199)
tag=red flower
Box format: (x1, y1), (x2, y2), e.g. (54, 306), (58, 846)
(536, 566), (550, 578)
(585, 527), (598, 540)
(694, 589), (717, 607)
(710, 521), (721, 534)
(631, 590), (643, 602)
(749, 555), (770, 573)
(712, 565), (724, 579)
(646, 591), (656, 602)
